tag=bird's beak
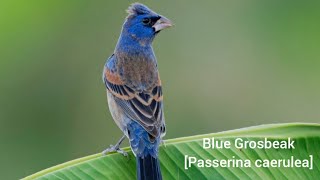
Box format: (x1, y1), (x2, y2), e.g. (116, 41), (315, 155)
(153, 16), (173, 32)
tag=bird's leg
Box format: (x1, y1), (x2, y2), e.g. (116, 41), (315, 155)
(102, 135), (128, 156)
(161, 138), (166, 148)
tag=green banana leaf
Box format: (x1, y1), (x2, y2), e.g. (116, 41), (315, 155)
(24, 123), (320, 179)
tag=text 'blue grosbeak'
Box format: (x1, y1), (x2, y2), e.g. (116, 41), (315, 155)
(102, 3), (172, 180)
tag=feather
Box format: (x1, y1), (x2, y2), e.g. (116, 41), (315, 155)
(103, 55), (164, 138)
(127, 3), (153, 16)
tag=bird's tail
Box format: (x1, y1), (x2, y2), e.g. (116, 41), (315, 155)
(136, 154), (162, 180)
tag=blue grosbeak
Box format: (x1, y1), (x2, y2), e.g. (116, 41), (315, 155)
(102, 3), (172, 180)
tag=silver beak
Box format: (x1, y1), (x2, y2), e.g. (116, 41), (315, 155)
(153, 16), (173, 32)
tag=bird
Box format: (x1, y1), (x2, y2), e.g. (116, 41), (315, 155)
(102, 3), (172, 180)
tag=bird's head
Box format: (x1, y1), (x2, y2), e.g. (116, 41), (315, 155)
(121, 3), (173, 46)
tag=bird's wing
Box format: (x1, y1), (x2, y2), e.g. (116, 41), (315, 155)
(103, 55), (165, 138)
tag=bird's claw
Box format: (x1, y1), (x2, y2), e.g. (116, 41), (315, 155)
(161, 139), (167, 148)
(102, 144), (128, 157)
(116, 148), (128, 157)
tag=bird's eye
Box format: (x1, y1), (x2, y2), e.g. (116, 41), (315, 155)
(142, 18), (151, 25)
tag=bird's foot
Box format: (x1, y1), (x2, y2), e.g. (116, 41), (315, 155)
(161, 139), (167, 148)
(102, 135), (127, 156)
(102, 144), (128, 157)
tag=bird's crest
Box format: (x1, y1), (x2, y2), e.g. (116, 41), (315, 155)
(127, 3), (153, 16)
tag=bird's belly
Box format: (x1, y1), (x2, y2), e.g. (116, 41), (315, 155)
(107, 91), (130, 136)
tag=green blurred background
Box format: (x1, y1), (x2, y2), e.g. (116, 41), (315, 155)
(1, 0), (320, 179)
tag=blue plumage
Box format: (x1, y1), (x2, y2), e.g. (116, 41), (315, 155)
(102, 3), (172, 180)
(128, 121), (160, 158)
